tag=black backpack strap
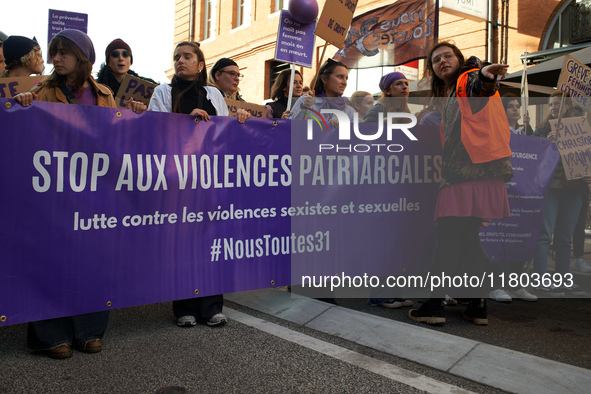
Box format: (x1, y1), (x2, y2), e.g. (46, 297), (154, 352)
(59, 85), (79, 104)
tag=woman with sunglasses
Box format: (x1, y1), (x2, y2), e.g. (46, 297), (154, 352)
(97, 38), (156, 96)
(148, 41), (229, 328)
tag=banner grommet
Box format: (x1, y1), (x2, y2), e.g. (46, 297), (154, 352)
(270, 280), (275, 285)
(116, 112), (122, 118)
(0, 316), (6, 322)
(194, 289), (199, 295)
(194, 118), (199, 124)
(106, 301), (112, 307)
(5, 102), (12, 109)
(273, 121), (278, 126)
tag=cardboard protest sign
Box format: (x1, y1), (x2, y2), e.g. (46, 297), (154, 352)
(275, 10), (316, 68)
(557, 55), (591, 114)
(550, 116), (591, 180)
(225, 98), (267, 118)
(314, 0), (357, 48)
(114, 74), (158, 109)
(333, 0), (437, 69)
(0, 76), (47, 98)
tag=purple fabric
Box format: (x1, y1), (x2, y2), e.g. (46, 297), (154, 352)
(480, 134), (560, 263)
(68, 85), (96, 106)
(0, 101), (558, 324)
(0, 99), (291, 325)
(315, 91), (349, 111)
(379, 72), (407, 92)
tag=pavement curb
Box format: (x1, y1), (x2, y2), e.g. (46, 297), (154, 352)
(226, 288), (591, 394)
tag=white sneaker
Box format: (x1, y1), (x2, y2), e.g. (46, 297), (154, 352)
(381, 299), (413, 308)
(574, 258), (591, 273)
(489, 289), (512, 302)
(206, 313), (228, 326)
(508, 288), (538, 302)
(177, 315), (196, 327)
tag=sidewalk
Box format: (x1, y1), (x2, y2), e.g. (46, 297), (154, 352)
(226, 288), (591, 394)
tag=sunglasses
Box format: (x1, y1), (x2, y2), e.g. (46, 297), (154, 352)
(110, 50), (131, 58)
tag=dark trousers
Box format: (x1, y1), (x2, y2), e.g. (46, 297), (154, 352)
(27, 311), (109, 350)
(573, 190), (589, 257)
(173, 294), (223, 323)
(429, 216), (493, 298)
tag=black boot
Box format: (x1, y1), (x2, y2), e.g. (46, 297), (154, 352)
(462, 298), (488, 325)
(408, 298), (445, 325)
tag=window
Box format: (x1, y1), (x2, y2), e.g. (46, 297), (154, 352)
(268, 61), (290, 99)
(203, 0), (214, 40)
(274, 0), (287, 14)
(233, 0), (251, 30)
(236, 0), (245, 28)
(544, 0), (590, 50)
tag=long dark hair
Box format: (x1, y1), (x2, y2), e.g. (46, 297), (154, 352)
(422, 41), (465, 98)
(271, 69), (302, 100)
(45, 36), (93, 92)
(314, 59), (347, 94)
(171, 41), (207, 113)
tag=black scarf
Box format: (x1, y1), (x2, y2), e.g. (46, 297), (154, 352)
(170, 77), (216, 116)
(268, 96), (289, 119)
(96, 66), (157, 95)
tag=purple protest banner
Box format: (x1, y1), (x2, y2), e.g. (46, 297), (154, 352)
(480, 134), (559, 263)
(47, 9), (88, 57)
(289, 108), (443, 298)
(275, 10), (316, 68)
(0, 99), (291, 326)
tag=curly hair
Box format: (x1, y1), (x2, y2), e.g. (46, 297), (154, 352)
(0, 46), (43, 77)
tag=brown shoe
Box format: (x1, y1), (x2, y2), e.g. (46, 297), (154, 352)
(75, 339), (102, 353)
(46, 344), (73, 359)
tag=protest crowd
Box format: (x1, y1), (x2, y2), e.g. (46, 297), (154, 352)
(1, 21), (590, 361)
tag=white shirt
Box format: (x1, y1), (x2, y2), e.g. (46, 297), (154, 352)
(148, 83), (229, 116)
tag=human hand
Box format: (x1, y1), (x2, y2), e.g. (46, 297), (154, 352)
(281, 110), (290, 119)
(126, 98), (148, 114)
(329, 116), (339, 128)
(14, 92), (37, 107)
(237, 108), (251, 124)
(302, 91), (315, 109)
(481, 64), (509, 80)
(189, 108), (210, 121)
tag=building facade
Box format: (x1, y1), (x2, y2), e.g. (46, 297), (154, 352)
(170, 0), (590, 104)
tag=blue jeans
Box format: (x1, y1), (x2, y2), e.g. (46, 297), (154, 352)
(534, 188), (583, 275)
(27, 311), (109, 350)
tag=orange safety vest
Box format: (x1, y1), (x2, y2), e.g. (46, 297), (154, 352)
(454, 68), (512, 164)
